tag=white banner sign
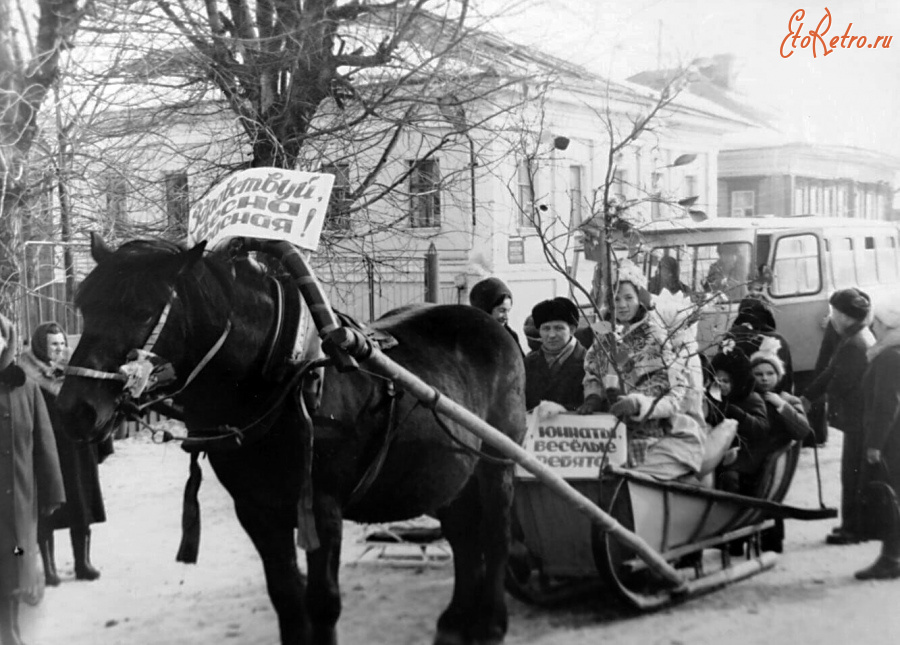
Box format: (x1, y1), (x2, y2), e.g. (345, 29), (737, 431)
(516, 412), (626, 479)
(187, 168), (335, 251)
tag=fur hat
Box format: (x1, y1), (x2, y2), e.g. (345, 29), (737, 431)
(522, 315), (542, 351)
(750, 336), (785, 381)
(532, 297), (579, 328)
(830, 288), (871, 321)
(469, 277), (512, 314)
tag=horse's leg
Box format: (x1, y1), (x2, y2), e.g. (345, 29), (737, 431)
(305, 494), (343, 645)
(469, 460), (514, 645)
(435, 477), (485, 645)
(233, 501), (309, 645)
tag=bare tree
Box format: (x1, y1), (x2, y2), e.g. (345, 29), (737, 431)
(0, 0), (87, 315)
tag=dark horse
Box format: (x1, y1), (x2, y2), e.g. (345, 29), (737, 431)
(56, 236), (526, 645)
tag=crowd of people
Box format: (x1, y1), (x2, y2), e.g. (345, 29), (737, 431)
(470, 266), (900, 582)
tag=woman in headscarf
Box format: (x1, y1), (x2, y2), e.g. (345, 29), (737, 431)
(855, 302), (900, 580)
(469, 277), (521, 351)
(524, 297), (585, 412)
(578, 261), (705, 480)
(0, 315), (65, 645)
(803, 288), (875, 545)
(19, 322), (111, 585)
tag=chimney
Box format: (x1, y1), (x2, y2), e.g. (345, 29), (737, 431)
(706, 54), (736, 90)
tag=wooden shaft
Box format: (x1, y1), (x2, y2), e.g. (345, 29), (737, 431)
(362, 348), (685, 589)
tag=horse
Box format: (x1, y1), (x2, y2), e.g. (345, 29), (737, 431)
(56, 235), (527, 645)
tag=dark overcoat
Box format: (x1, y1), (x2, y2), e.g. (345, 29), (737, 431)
(0, 374), (65, 597)
(862, 344), (900, 494)
(524, 342), (586, 412)
(20, 349), (108, 530)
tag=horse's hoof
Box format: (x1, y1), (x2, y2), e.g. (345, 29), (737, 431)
(433, 631), (468, 645)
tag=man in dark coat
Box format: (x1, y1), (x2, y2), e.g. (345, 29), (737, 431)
(855, 303), (900, 580)
(19, 322), (111, 585)
(524, 297), (585, 411)
(0, 315), (65, 645)
(803, 288), (875, 545)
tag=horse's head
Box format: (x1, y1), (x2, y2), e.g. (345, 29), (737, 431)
(57, 234), (222, 442)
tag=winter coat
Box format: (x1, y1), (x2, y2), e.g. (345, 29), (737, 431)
(710, 390), (772, 475)
(862, 342), (900, 494)
(20, 348), (109, 530)
(583, 309), (705, 476)
(525, 341), (586, 411)
(0, 318), (65, 598)
(804, 323), (874, 433)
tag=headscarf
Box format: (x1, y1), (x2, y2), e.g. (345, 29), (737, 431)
(19, 321), (68, 395)
(732, 297), (776, 333)
(31, 321), (66, 364)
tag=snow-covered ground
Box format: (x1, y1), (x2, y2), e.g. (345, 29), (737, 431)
(19, 429), (900, 644)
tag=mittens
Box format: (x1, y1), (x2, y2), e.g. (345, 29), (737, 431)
(577, 393), (604, 415)
(610, 395), (641, 419)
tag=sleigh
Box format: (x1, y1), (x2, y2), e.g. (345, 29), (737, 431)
(505, 430), (836, 610)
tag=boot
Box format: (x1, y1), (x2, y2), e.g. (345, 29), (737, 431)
(72, 527), (101, 581)
(39, 534), (60, 587)
(0, 596), (25, 645)
(855, 540), (900, 581)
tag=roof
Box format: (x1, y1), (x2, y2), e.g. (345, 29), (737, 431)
(628, 62), (777, 131)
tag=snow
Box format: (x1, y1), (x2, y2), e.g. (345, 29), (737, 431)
(19, 429), (900, 644)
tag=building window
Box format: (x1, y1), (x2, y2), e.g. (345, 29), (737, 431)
(731, 190), (754, 217)
(569, 165), (583, 227)
(321, 163), (351, 231)
(837, 186), (848, 217)
(517, 159), (536, 228)
(613, 168), (628, 200)
(164, 171), (189, 233)
(105, 176), (128, 224)
(409, 159), (441, 228)
(684, 175), (698, 199)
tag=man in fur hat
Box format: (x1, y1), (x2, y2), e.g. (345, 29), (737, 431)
(803, 287), (875, 545)
(524, 297), (585, 411)
(0, 315), (65, 645)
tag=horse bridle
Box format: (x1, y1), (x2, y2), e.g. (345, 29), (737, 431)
(65, 286), (232, 412)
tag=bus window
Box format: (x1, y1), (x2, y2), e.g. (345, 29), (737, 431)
(858, 236), (878, 285)
(876, 236), (899, 282)
(699, 242), (751, 301)
(828, 237), (856, 288)
(647, 247), (692, 295)
(771, 234), (821, 297)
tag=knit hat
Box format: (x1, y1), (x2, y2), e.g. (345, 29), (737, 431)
(532, 297), (579, 328)
(830, 288), (871, 321)
(469, 277), (512, 314)
(749, 336), (785, 381)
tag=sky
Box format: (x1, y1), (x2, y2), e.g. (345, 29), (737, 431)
(482, 0), (900, 155)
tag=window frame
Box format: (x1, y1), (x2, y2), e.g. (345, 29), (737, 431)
(731, 190), (755, 218)
(408, 158), (441, 229)
(769, 233), (822, 298)
(321, 162), (352, 232)
(164, 171), (189, 233)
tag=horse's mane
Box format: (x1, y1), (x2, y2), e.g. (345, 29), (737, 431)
(75, 239), (238, 315)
